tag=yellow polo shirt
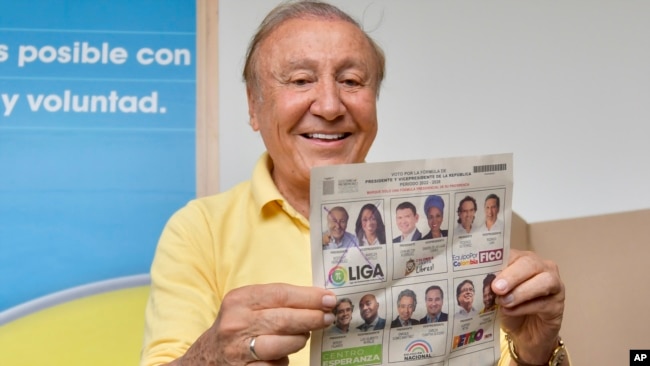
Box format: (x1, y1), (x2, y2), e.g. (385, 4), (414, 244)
(141, 153), (564, 365)
(141, 153), (313, 365)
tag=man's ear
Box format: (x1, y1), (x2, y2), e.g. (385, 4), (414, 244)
(246, 87), (260, 131)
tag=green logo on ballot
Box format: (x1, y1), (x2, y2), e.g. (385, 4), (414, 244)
(321, 345), (382, 366)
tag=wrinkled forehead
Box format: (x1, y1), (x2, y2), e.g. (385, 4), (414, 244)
(257, 17), (376, 71)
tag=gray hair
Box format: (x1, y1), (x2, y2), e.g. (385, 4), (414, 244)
(242, 0), (386, 97)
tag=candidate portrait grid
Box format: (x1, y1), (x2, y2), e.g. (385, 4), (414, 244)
(388, 190), (507, 242)
(319, 189), (506, 251)
(323, 274), (499, 358)
(320, 191), (507, 289)
(323, 274), (498, 335)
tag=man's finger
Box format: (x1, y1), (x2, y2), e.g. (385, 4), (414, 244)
(493, 250), (547, 295)
(253, 308), (335, 335)
(225, 283), (336, 311)
(496, 270), (563, 309)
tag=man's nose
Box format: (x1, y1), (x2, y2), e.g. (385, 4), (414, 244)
(310, 79), (346, 121)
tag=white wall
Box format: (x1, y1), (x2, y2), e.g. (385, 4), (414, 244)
(219, 0), (649, 223)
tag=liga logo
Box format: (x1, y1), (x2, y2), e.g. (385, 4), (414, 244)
(328, 264), (385, 287)
(328, 266), (347, 287)
(403, 339), (433, 361)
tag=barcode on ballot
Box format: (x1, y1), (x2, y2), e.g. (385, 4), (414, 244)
(323, 180), (334, 195)
(473, 163), (507, 173)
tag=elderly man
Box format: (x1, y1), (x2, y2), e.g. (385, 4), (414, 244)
(141, 1), (568, 366)
(322, 206), (357, 249)
(390, 289), (420, 328)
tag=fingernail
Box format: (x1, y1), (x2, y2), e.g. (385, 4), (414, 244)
(324, 313), (335, 324)
(322, 295), (336, 307)
(500, 294), (514, 305)
(494, 279), (507, 291)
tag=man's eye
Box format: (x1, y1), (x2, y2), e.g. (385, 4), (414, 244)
(342, 79), (360, 87)
(292, 77), (312, 86)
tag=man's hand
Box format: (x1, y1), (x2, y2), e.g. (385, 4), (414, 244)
(494, 249), (566, 364)
(172, 284), (337, 365)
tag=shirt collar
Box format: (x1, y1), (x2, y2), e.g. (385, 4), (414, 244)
(251, 153), (309, 227)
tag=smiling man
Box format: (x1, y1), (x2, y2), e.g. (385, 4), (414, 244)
(328, 298), (354, 334)
(479, 193), (504, 233)
(356, 293), (386, 331)
(455, 195), (478, 235)
(245, 5), (381, 220)
(322, 206), (357, 249)
(142, 2), (569, 366)
(420, 285), (448, 323)
(456, 279), (478, 319)
(392, 201), (421, 243)
(142, 3), (384, 364)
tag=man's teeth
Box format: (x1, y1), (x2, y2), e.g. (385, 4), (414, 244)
(308, 133), (345, 140)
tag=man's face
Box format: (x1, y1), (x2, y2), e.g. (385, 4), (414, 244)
(396, 208), (418, 235)
(483, 285), (495, 309)
(327, 209), (348, 242)
(248, 18), (379, 191)
(484, 198), (499, 223)
(426, 206), (443, 233)
(397, 295), (415, 321)
(359, 295), (379, 323)
(458, 283), (474, 310)
(459, 201), (475, 230)
(335, 301), (353, 328)
(425, 289), (443, 317)
(361, 208), (378, 236)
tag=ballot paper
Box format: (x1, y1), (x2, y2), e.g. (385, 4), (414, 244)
(310, 153), (513, 366)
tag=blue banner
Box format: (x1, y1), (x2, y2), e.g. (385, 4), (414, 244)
(0, 0), (196, 314)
